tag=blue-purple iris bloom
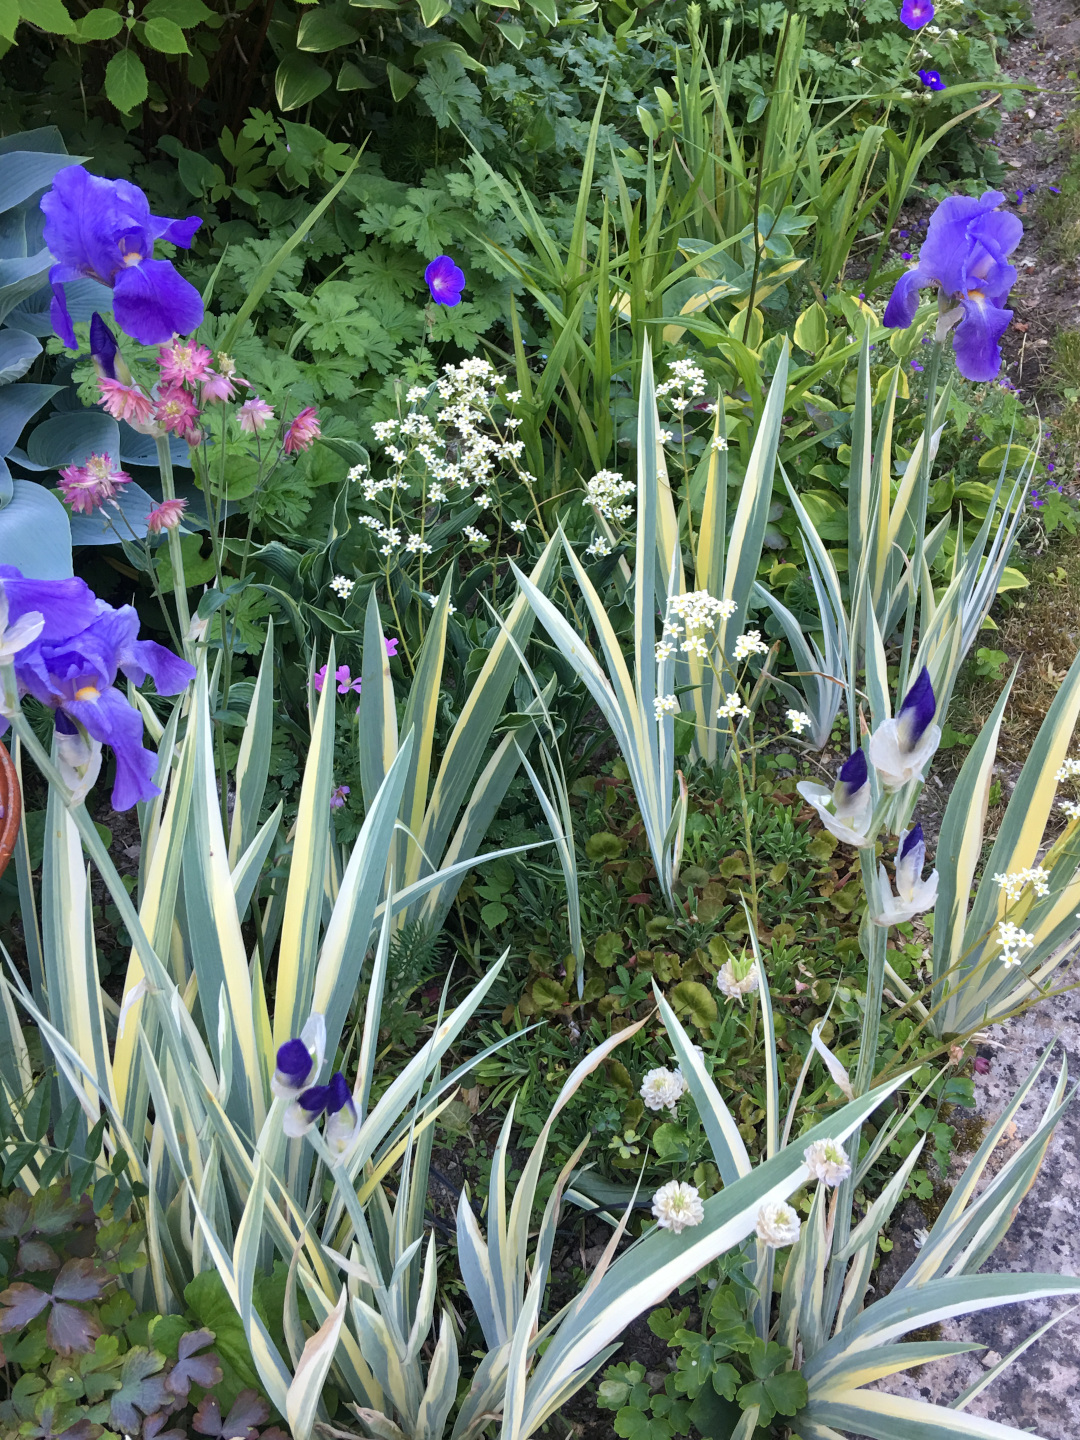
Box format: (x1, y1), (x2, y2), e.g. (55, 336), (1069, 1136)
(0, 567), (194, 810)
(285, 1071), (358, 1154)
(882, 191), (1023, 382)
(41, 167), (203, 350)
(868, 667), (941, 790)
(424, 254), (466, 307)
(873, 822), (939, 926)
(918, 69), (946, 90)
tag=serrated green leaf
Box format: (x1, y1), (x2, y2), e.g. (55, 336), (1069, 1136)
(143, 0), (212, 22)
(142, 15), (189, 51)
(76, 7), (123, 39)
(19, 0), (74, 34)
(105, 50), (149, 113)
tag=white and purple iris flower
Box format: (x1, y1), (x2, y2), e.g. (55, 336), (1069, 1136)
(40, 166), (204, 349)
(883, 191), (1023, 382)
(873, 824), (939, 926)
(424, 254), (466, 307)
(0, 567), (195, 810)
(271, 1013), (326, 1100)
(284, 1072), (358, 1156)
(868, 667), (941, 790)
(797, 747), (873, 848)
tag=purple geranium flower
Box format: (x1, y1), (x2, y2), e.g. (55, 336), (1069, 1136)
(41, 167), (203, 350)
(424, 254), (466, 307)
(0, 567), (194, 810)
(882, 190), (1023, 382)
(918, 69), (946, 90)
(901, 0), (934, 26)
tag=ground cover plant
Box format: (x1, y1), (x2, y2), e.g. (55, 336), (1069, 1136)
(0, 3), (1079, 1439)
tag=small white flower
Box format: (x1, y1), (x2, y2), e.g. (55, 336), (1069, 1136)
(586, 535), (612, 558)
(716, 695), (751, 722)
(733, 630), (769, 661)
(787, 709), (812, 736)
(372, 419), (399, 441)
(803, 1139), (851, 1187)
(510, 519), (527, 534)
(755, 1201), (801, 1248)
(1061, 799), (1080, 821)
(463, 525), (488, 547)
(640, 1066), (687, 1113)
(658, 429), (675, 444)
(653, 694), (678, 719)
(347, 463), (367, 482)
(505, 389), (522, 403)
(651, 1180), (705, 1236)
(711, 435), (729, 452)
(405, 534), (433, 555)
(655, 640), (675, 661)
(993, 867), (1050, 901)
(584, 469), (635, 519)
(330, 575), (355, 599)
(996, 920), (1035, 968)
(1055, 757), (1080, 782)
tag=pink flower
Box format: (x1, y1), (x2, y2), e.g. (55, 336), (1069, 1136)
(202, 354), (248, 404)
(385, 637), (399, 658)
(154, 384), (201, 441)
(146, 498), (187, 534)
(314, 664), (362, 695)
(58, 453), (131, 515)
(329, 784), (350, 809)
(98, 377), (155, 426)
(158, 336), (212, 386)
(974, 1055), (991, 1075)
(238, 395), (274, 433)
(283, 406), (321, 454)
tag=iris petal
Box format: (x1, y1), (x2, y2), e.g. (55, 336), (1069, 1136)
(112, 259), (204, 347)
(952, 294), (1012, 383)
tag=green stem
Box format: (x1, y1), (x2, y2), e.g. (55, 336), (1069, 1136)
(896, 339), (943, 699)
(156, 435), (193, 663)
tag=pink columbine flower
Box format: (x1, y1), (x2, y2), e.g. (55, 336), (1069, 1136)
(202, 353), (248, 404)
(329, 784), (350, 809)
(98, 377), (155, 427)
(154, 384), (201, 441)
(158, 336), (212, 386)
(314, 664), (362, 696)
(146, 498), (187, 534)
(238, 395), (274, 433)
(283, 406), (321, 454)
(58, 453), (131, 515)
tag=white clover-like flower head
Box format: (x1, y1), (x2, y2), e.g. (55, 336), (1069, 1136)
(651, 1180), (705, 1235)
(640, 1066), (687, 1113)
(717, 958), (759, 1003)
(755, 1201), (801, 1248)
(803, 1138), (851, 1187)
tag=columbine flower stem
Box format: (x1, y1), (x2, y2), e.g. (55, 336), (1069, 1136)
(155, 435), (193, 662)
(896, 339), (943, 699)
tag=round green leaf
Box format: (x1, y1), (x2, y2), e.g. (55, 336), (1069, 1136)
(105, 50), (149, 113)
(275, 53), (332, 110)
(142, 15), (190, 52)
(76, 7), (123, 40)
(0, 479), (72, 578)
(669, 980), (718, 1031)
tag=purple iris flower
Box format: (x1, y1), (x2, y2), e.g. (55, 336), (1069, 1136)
(918, 69), (946, 90)
(40, 167), (203, 350)
(900, 0), (934, 27)
(0, 567), (194, 810)
(882, 191), (1023, 382)
(285, 1070), (358, 1153)
(424, 254), (466, 307)
(868, 667), (941, 790)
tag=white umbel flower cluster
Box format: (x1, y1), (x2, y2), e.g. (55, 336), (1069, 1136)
(733, 630), (769, 661)
(651, 1180), (705, 1235)
(993, 867), (1050, 901)
(584, 469), (636, 521)
(655, 358), (707, 414)
(996, 920), (1036, 968)
(803, 1139), (851, 1187)
(640, 1066), (687, 1114)
(716, 694), (751, 722)
(653, 694), (678, 719)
